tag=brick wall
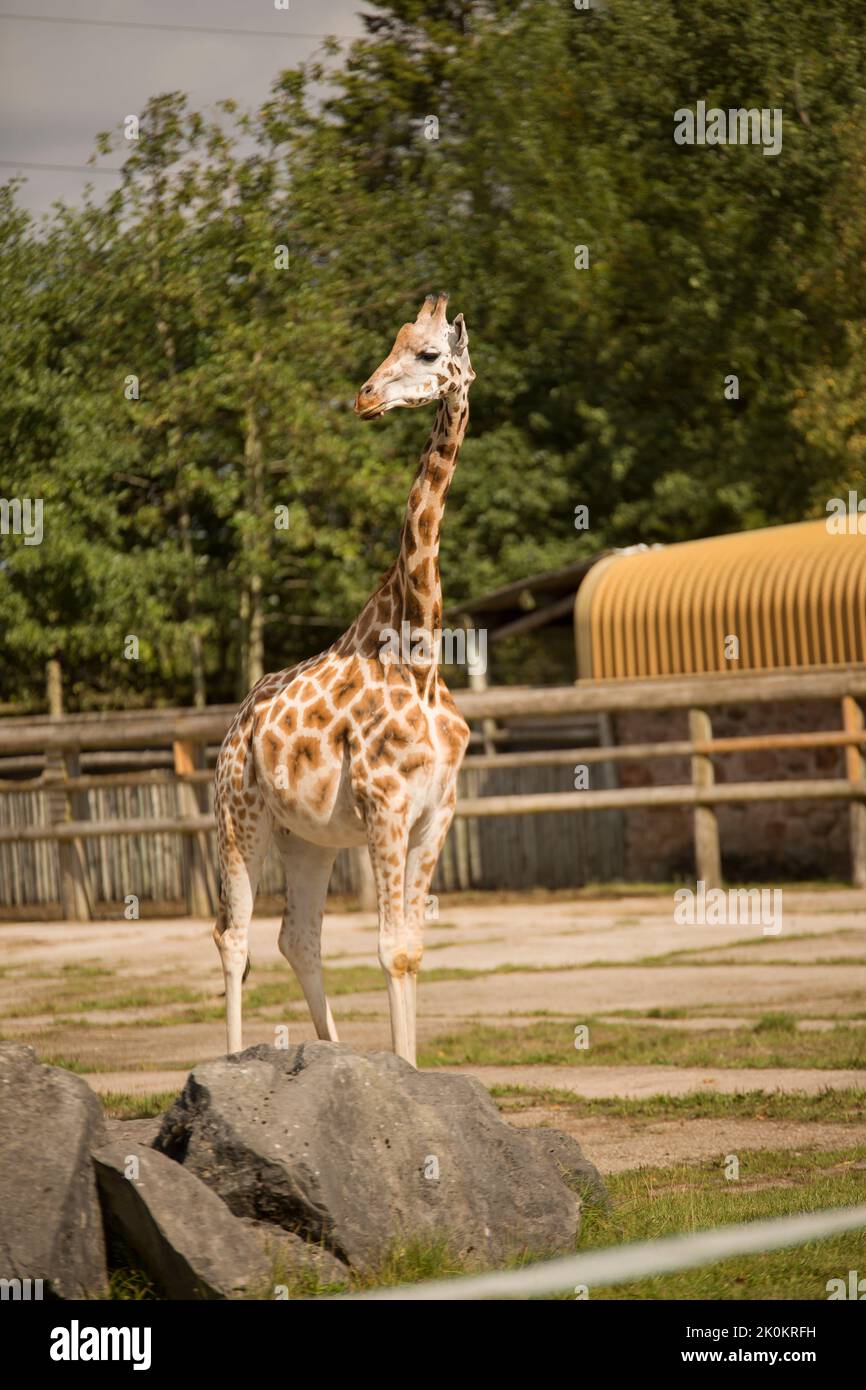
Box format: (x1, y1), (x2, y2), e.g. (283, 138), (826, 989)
(613, 700), (851, 882)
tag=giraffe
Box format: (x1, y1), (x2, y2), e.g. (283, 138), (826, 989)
(213, 293), (475, 1066)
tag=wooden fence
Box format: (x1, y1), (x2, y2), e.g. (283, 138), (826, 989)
(0, 664), (863, 918)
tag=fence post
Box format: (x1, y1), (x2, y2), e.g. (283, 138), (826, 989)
(44, 660), (92, 921)
(465, 650), (492, 879)
(597, 712), (626, 880)
(468, 641), (498, 757)
(173, 739), (215, 917)
(688, 707), (722, 888)
(842, 695), (866, 888)
(44, 752), (93, 921)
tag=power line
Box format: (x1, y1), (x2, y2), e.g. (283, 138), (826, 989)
(0, 159), (122, 175)
(0, 11), (359, 42)
(0, 13), (366, 184)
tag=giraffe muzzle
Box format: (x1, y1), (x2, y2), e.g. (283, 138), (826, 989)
(354, 382), (386, 418)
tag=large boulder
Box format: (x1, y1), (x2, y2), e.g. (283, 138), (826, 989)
(93, 1141), (272, 1299)
(155, 1042), (583, 1270)
(0, 1043), (107, 1298)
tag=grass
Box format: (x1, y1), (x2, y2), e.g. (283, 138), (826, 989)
(0, 962), (484, 1026)
(36, 1075), (866, 1127)
(59, 962), (118, 978)
(4, 922), (864, 1028)
(417, 1018), (866, 1070)
(491, 1085), (866, 1124)
(105, 1268), (158, 1301)
(17, 1006), (866, 1078)
(753, 1011), (798, 1034)
(693, 956), (866, 968)
(29, 1052), (95, 1074)
(630, 928), (865, 969)
(424, 936), (504, 951)
(0, 960), (117, 981)
(575, 1147), (866, 1300)
(100, 1090), (181, 1119)
(612, 1004), (866, 1022)
(21, 1050), (196, 1075)
(0, 981), (205, 1020)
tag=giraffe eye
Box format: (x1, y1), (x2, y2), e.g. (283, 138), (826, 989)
(418, 349), (440, 362)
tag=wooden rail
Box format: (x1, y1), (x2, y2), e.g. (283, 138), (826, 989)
(458, 668), (866, 716)
(1, 667), (865, 753)
(1, 730), (864, 792)
(2, 781), (862, 844)
(457, 779), (866, 816)
(461, 729), (866, 770)
(0, 664), (864, 915)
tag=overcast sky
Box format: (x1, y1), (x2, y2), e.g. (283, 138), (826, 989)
(0, 1), (369, 216)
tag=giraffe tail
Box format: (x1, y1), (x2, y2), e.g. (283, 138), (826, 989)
(242, 953), (251, 983)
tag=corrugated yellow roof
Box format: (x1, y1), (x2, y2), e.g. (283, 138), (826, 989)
(575, 519), (866, 679)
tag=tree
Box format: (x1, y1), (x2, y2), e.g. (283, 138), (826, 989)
(3, 0), (866, 706)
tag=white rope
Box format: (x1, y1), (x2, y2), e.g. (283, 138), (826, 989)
(337, 1203), (866, 1301)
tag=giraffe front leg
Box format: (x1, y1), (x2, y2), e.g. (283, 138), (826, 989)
(403, 795), (458, 1066)
(365, 809), (413, 1064)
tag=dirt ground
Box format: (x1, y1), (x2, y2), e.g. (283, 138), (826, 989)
(2, 888), (865, 1172)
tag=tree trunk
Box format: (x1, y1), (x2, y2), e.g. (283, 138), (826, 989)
(150, 216), (207, 709)
(237, 586), (251, 698)
(176, 483), (207, 709)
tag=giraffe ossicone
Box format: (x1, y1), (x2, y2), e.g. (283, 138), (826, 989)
(213, 293), (475, 1067)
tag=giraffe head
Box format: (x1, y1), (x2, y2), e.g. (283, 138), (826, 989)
(354, 293), (475, 420)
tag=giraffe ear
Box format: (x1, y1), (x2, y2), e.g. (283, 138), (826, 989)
(450, 313), (468, 351)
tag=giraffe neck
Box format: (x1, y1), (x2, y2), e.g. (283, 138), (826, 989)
(339, 382), (469, 666)
(391, 381), (469, 645)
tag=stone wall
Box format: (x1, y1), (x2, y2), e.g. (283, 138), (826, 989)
(613, 699), (851, 883)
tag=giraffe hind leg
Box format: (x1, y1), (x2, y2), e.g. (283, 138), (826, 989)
(216, 869), (251, 985)
(214, 804), (271, 1055)
(274, 830), (339, 1042)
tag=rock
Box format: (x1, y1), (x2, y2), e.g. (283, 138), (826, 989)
(519, 1128), (610, 1209)
(103, 1115), (163, 1150)
(241, 1220), (349, 1287)
(93, 1141), (271, 1299)
(0, 1043), (107, 1298)
(155, 1042), (581, 1270)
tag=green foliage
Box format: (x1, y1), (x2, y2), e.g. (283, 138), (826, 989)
(3, 1), (866, 706)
